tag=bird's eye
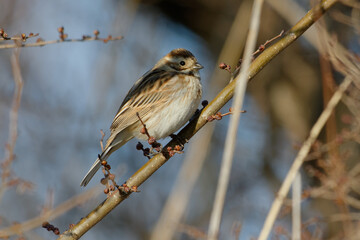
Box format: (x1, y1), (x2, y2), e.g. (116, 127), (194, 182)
(180, 61), (186, 66)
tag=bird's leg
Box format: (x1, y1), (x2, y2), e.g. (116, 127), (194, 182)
(170, 133), (188, 150)
(189, 100), (209, 122)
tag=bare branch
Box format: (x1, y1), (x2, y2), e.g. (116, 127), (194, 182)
(0, 35), (123, 49)
(0, 186), (102, 238)
(0, 28), (123, 49)
(0, 48), (24, 202)
(208, 0), (264, 239)
(292, 174), (302, 240)
(258, 77), (352, 240)
(57, 0), (338, 239)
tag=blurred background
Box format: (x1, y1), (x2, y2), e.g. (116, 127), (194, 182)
(0, 0), (359, 239)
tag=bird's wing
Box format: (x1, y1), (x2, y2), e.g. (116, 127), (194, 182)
(109, 68), (178, 134)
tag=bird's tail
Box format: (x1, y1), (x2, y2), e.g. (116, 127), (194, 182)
(80, 133), (133, 187)
(80, 147), (112, 187)
(80, 157), (101, 187)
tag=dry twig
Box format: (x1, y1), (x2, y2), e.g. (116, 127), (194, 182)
(208, 0), (264, 239)
(0, 48), (25, 202)
(0, 186), (102, 238)
(57, 1), (339, 239)
(258, 77), (352, 240)
(0, 28), (123, 49)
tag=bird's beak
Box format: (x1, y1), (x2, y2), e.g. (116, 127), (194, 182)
(194, 62), (204, 69)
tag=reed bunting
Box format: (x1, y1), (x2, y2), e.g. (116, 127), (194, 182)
(80, 48), (203, 186)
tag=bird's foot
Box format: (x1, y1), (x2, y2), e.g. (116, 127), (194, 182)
(170, 134), (188, 150)
(189, 100), (208, 122)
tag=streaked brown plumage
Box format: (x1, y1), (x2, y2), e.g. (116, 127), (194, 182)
(80, 48), (203, 186)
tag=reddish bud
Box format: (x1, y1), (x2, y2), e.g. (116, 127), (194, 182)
(122, 184), (130, 193)
(219, 63), (227, 69)
(148, 136), (155, 145)
(57, 26), (64, 33)
(207, 116), (214, 122)
(54, 228), (60, 235)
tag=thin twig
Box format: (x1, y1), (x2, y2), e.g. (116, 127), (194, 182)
(207, 0), (264, 239)
(0, 186), (102, 238)
(0, 32), (39, 42)
(136, 112), (151, 139)
(0, 35), (123, 49)
(0, 48), (24, 202)
(292, 173), (301, 240)
(252, 30), (284, 56)
(258, 76), (352, 240)
(57, 1), (338, 238)
(266, 0), (318, 49)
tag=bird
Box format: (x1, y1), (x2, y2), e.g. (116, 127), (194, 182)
(80, 48), (203, 187)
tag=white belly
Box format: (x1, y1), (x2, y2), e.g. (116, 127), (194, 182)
(134, 77), (202, 140)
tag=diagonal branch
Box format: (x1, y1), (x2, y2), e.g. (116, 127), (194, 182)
(258, 76), (352, 240)
(57, 0), (338, 239)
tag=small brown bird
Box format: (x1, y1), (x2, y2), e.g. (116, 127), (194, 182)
(81, 48), (203, 186)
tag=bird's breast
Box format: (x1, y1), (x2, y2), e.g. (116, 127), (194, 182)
(140, 75), (202, 140)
